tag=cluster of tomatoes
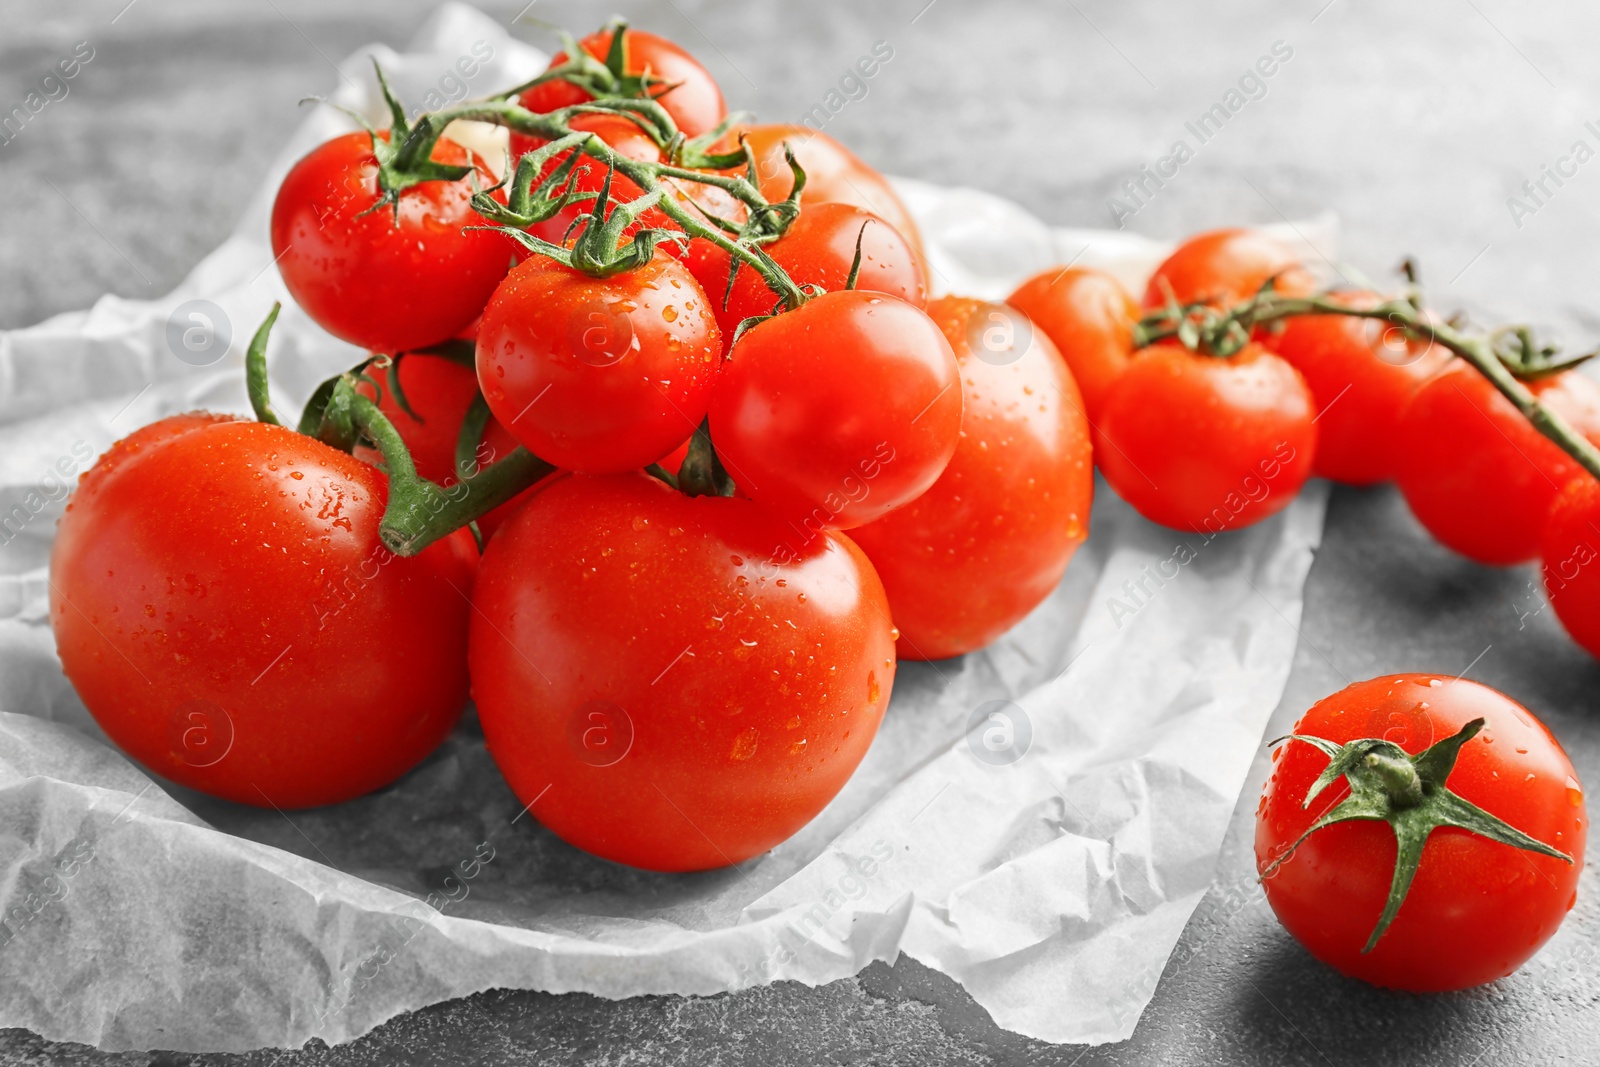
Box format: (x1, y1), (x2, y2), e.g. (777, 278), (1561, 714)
(43, 21), (1590, 995)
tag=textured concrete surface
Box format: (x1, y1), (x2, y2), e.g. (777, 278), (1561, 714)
(4, 0), (1600, 1063)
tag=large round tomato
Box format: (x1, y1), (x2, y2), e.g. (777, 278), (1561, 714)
(1541, 475), (1600, 656)
(519, 27), (726, 139)
(355, 352), (539, 539)
(470, 472), (895, 871)
(1271, 291), (1450, 485)
(1096, 341), (1316, 532)
(708, 290), (962, 531)
(1142, 227), (1314, 312)
(1257, 675), (1584, 991)
(1395, 363), (1600, 565)
(1006, 267), (1139, 422)
(50, 416), (477, 808)
(731, 124), (924, 265)
(849, 297), (1093, 660)
(686, 202), (927, 343)
(476, 251), (722, 473)
(271, 131), (509, 353)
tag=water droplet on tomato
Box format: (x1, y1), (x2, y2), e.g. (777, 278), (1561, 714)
(789, 739), (808, 756)
(289, 470), (304, 480)
(729, 728), (759, 762)
(662, 305), (678, 322)
(1567, 777), (1583, 806)
(867, 670), (880, 705)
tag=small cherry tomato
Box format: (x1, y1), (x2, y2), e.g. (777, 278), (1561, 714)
(470, 472), (895, 871)
(1142, 228), (1315, 312)
(520, 27), (726, 139)
(1541, 475), (1600, 656)
(271, 131), (509, 353)
(686, 202), (927, 343)
(355, 352), (539, 539)
(1271, 291), (1451, 485)
(1006, 267), (1139, 422)
(476, 251), (722, 473)
(731, 124), (925, 267)
(1257, 675), (1584, 992)
(708, 290), (962, 530)
(849, 297), (1093, 660)
(1395, 363), (1600, 565)
(1096, 341), (1316, 532)
(50, 416), (478, 808)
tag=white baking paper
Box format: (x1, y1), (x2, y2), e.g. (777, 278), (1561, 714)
(0, 4), (1334, 1052)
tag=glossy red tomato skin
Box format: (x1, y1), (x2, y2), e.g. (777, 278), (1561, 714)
(708, 290), (963, 531)
(1006, 267), (1139, 422)
(686, 202), (927, 343)
(50, 418), (478, 808)
(1395, 364), (1600, 565)
(1142, 228), (1315, 312)
(519, 28), (726, 138)
(1272, 292), (1451, 486)
(849, 297), (1094, 660)
(355, 353), (539, 539)
(1256, 675), (1585, 992)
(470, 472), (896, 871)
(1096, 342), (1316, 532)
(476, 252), (721, 473)
(271, 131), (510, 353)
(1541, 477), (1600, 656)
(731, 124), (925, 267)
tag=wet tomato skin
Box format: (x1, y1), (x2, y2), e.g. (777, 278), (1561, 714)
(271, 131), (509, 354)
(1006, 267), (1139, 423)
(50, 417), (477, 808)
(1256, 675), (1585, 992)
(849, 296), (1094, 660)
(469, 472), (896, 871)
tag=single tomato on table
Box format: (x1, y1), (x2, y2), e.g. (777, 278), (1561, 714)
(469, 472), (896, 871)
(1095, 341), (1316, 533)
(1006, 266), (1139, 422)
(1394, 362), (1600, 565)
(849, 296), (1094, 660)
(708, 290), (962, 531)
(271, 131), (509, 353)
(1257, 675), (1583, 991)
(50, 416), (478, 809)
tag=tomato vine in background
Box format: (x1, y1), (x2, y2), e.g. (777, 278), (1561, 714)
(1257, 676), (1583, 991)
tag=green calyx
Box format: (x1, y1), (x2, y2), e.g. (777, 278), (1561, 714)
(504, 22), (681, 122)
(1261, 718), (1572, 953)
(356, 62), (476, 217)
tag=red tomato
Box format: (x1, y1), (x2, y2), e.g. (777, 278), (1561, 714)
(1395, 364), (1600, 565)
(1142, 227), (1315, 312)
(1257, 675), (1584, 991)
(685, 202), (927, 343)
(271, 131), (509, 353)
(520, 27), (726, 138)
(731, 124), (925, 267)
(476, 251), (721, 473)
(1096, 342), (1316, 532)
(1541, 475), (1600, 656)
(507, 113), (672, 249)
(1272, 292), (1451, 485)
(470, 472), (895, 871)
(849, 297), (1093, 660)
(708, 290), (962, 531)
(355, 353), (539, 539)
(50, 417), (478, 808)
(1006, 267), (1139, 422)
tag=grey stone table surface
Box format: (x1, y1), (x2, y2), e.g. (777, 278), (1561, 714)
(3, 0), (1599, 1063)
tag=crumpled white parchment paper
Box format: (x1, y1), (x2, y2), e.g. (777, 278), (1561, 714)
(0, 4), (1335, 1052)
